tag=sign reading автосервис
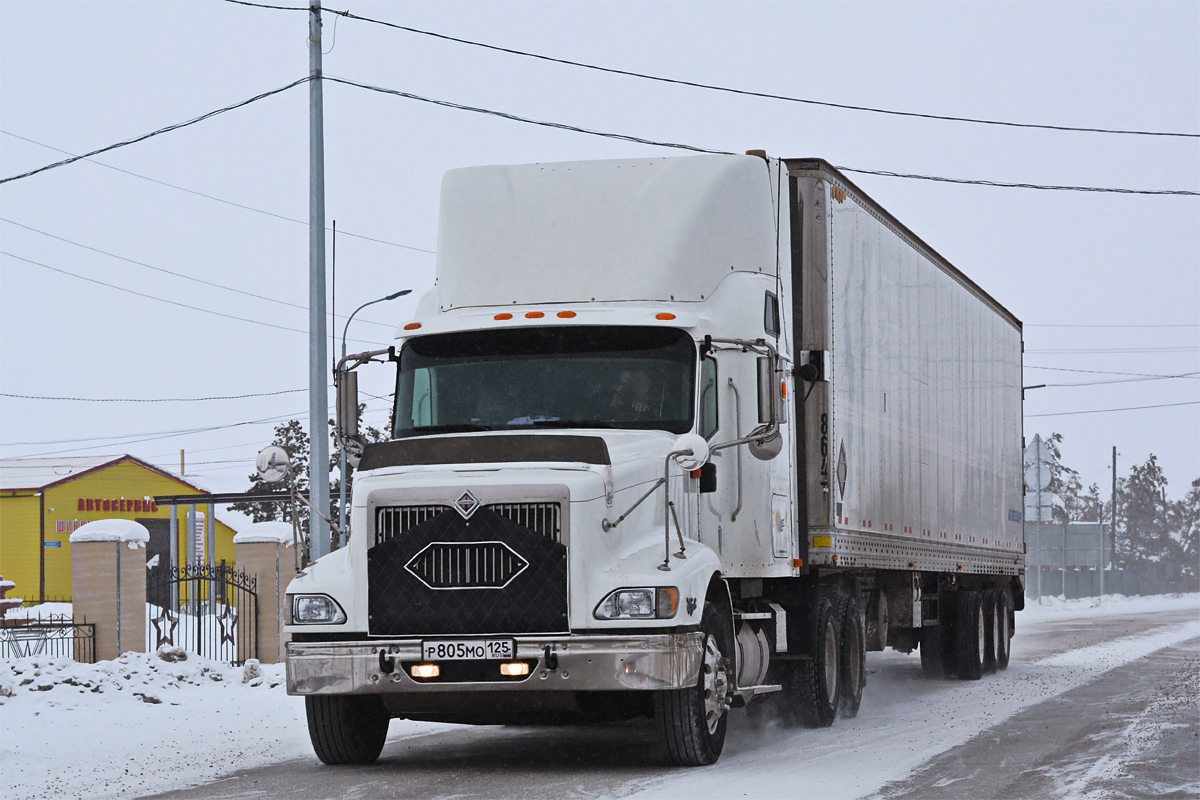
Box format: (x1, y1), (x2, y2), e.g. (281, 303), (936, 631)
(76, 497), (159, 513)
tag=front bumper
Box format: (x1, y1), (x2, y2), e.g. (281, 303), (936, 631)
(286, 633), (703, 695)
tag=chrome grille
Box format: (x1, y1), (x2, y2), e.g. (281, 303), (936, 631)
(405, 541), (529, 589)
(376, 505), (447, 546)
(375, 502), (561, 545)
(488, 502), (562, 543)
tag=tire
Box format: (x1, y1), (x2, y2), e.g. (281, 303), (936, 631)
(955, 590), (985, 681)
(982, 589), (1000, 674)
(784, 596), (839, 728)
(655, 600), (733, 766)
(835, 595), (865, 718)
(305, 694), (391, 765)
(995, 590), (1012, 671)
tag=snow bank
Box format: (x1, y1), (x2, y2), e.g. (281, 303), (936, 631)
(68, 519), (149, 546)
(232, 521), (294, 546)
(3, 602), (73, 622)
(1020, 592), (1199, 622)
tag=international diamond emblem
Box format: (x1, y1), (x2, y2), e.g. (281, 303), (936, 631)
(454, 490), (480, 518)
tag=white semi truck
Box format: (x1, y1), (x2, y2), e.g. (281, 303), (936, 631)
(285, 154), (1025, 767)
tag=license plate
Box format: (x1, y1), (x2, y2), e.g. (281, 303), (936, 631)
(421, 639), (515, 661)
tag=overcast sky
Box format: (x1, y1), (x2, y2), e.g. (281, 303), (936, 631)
(1, 1), (1197, 508)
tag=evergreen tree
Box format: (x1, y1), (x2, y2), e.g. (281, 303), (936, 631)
(1112, 455), (1177, 569)
(1027, 433), (1103, 523)
(1173, 477), (1200, 584)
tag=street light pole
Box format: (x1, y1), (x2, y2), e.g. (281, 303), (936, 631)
(336, 289), (411, 545)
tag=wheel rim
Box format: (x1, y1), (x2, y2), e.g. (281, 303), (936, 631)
(823, 620), (839, 704)
(991, 602), (1001, 659)
(701, 633), (729, 734)
(976, 605), (986, 664)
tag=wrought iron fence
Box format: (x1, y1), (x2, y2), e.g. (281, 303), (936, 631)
(146, 563), (257, 665)
(0, 617), (95, 662)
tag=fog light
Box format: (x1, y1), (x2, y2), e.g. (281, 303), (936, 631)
(500, 662), (530, 677)
(410, 664), (440, 679)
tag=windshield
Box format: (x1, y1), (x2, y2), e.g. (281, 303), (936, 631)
(393, 326), (696, 437)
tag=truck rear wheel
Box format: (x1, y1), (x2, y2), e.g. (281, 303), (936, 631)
(305, 694), (391, 765)
(783, 596), (839, 728)
(982, 589), (1001, 674)
(955, 590), (985, 680)
(995, 590), (1012, 671)
(835, 595), (865, 718)
(654, 601), (732, 766)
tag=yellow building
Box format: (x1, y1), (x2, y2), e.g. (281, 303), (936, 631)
(0, 455), (237, 603)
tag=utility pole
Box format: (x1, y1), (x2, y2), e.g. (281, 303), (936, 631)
(309, 1), (331, 560)
(1107, 445), (1117, 598)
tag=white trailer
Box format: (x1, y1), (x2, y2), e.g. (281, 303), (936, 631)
(284, 154), (1025, 766)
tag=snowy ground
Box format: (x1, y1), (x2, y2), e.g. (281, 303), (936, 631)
(1, 593), (1196, 800)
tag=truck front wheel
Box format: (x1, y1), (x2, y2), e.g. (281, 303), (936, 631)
(654, 601), (732, 766)
(305, 694), (391, 765)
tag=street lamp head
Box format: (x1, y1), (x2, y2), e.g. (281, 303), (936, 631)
(384, 289), (412, 301)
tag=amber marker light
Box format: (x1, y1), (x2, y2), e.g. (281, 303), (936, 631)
(656, 313), (676, 320)
(494, 313), (513, 320)
(525, 311), (545, 318)
(500, 662), (530, 677)
(403, 322), (422, 330)
(410, 664), (440, 678)
(557, 311), (577, 318)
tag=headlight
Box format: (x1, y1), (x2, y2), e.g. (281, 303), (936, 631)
(291, 594), (347, 624)
(594, 587), (679, 620)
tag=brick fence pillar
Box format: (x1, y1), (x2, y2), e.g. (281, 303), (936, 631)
(234, 522), (297, 664)
(69, 520), (149, 662)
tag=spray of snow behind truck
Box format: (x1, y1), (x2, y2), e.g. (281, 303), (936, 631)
(283, 153), (1025, 767)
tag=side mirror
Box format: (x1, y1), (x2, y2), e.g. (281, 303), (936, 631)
(336, 369), (359, 442)
(671, 432), (709, 471)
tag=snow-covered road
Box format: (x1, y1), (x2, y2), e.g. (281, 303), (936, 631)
(2, 593), (1196, 800)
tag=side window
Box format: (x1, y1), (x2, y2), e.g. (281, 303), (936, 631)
(411, 367), (435, 427)
(764, 291), (780, 338)
(699, 356), (718, 439)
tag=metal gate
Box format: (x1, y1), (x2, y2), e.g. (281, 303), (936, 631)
(147, 564), (257, 665)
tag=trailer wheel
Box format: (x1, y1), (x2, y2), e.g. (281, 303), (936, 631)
(995, 590), (1012, 671)
(955, 590), (985, 680)
(305, 694), (391, 765)
(654, 601), (732, 766)
(835, 595), (865, 718)
(982, 589), (1000, 674)
(783, 596), (839, 728)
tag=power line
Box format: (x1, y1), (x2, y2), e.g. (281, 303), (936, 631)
(324, 75), (730, 155)
(0, 78), (311, 185)
(0, 130), (436, 255)
(3, 411), (307, 456)
(223, 0), (1198, 139)
(1023, 365), (1200, 379)
(327, 76), (1200, 196)
(1026, 400), (1199, 418)
(1039, 372), (1200, 388)
(1, 389), (306, 403)
(0, 217), (396, 329)
(1026, 346), (1199, 354)
(834, 167), (1199, 197)
(1, 250), (389, 345)
(1026, 323), (1200, 328)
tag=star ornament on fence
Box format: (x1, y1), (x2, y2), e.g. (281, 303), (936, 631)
(217, 604), (238, 647)
(151, 606), (178, 649)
